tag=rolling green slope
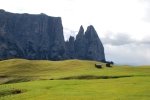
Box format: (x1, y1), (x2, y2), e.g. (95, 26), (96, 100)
(0, 59), (150, 83)
(0, 59), (150, 100)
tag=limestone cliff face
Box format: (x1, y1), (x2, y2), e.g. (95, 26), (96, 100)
(0, 9), (105, 62)
(74, 25), (85, 59)
(65, 25), (105, 62)
(65, 36), (75, 59)
(84, 25), (105, 61)
(0, 9), (66, 60)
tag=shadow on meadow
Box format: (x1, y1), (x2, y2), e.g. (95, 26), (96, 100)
(56, 75), (133, 80)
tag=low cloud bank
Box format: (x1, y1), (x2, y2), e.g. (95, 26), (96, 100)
(104, 44), (150, 65)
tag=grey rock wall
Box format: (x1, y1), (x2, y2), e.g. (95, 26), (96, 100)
(84, 25), (105, 61)
(65, 25), (105, 62)
(0, 9), (66, 60)
(65, 36), (75, 59)
(0, 9), (105, 62)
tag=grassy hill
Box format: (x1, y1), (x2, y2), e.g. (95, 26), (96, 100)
(0, 59), (150, 100)
(0, 59), (106, 84)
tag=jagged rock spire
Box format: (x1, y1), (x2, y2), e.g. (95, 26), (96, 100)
(84, 25), (105, 61)
(85, 25), (99, 38)
(74, 25), (85, 59)
(76, 25), (84, 40)
(78, 25), (84, 35)
(75, 25), (105, 61)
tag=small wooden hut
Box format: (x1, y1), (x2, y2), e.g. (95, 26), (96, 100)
(106, 63), (111, 67)
(95, 64), (102, 68)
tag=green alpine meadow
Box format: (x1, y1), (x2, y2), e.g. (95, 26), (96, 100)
(1, 1), (150, 100)
(0, 59), (150, 100)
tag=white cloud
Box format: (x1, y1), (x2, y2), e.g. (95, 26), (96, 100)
(101, 31), (150, 46)
(63, 27), (77, 40)
(104, 44), (150, 65)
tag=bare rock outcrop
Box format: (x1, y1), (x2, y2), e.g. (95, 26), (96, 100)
(65, 25), (105, 62)
(0, 9), (105, 62)
(0, 9), (66, 60)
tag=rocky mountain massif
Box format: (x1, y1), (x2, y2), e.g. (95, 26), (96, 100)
(66, 25), (105, 61)
(0, 9), (105, 62)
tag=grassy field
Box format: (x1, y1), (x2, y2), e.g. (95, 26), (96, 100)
(0, 59), (150, 100)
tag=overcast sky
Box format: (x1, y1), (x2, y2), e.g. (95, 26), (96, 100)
(0, 0), (150, 65)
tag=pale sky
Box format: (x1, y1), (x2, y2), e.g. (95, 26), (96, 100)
(0, 0), (150, 65)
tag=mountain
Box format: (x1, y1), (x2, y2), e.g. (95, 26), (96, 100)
(0, 9), (66, 60)
(65, 25), (105, 61)
(0, 9), (105, 62)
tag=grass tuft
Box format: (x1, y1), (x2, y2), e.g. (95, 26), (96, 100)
(0, 87), (27, 97)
